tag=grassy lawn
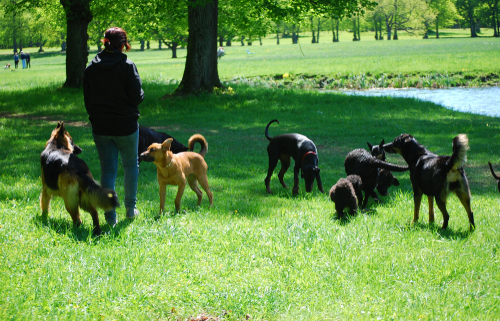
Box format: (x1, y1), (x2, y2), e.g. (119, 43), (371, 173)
(2, 29), (499, 90)
(0, 34), (500, 320)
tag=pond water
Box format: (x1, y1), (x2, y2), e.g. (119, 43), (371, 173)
(337, 87), (500, 117)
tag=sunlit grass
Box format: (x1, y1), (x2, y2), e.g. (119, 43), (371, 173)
(0, 32), (500, 320)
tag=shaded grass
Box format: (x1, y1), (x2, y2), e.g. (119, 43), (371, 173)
(1, 75), (500, 319)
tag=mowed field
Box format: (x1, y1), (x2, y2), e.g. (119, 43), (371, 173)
(0, 31), (500, 320)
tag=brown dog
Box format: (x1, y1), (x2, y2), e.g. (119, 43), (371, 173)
(140, 134), (213, 214)
(40, 122), (120, 235)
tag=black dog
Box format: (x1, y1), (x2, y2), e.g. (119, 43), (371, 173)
(138, 126), (188, 163)
(488, 162), (500, 193)
(344, 148), (408, 208)
(329, 175), (363, 218)
(367, 139), (386, 160)
(264, 119), (324, 195)
(384, 134), (474, 230)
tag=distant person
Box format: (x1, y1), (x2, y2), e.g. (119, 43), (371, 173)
(83, 27), (144, 226)
(20, 51), (27, 69)
(217, 46), (225, 60)
(26, 52), (31, 68)
(13, 52), (19, 69)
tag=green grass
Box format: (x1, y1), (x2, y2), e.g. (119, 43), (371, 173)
(1, 35), (500, 320)
(2, 29), (499, 91)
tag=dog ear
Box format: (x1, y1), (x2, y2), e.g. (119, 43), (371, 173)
(392, 177), (400, 186)
(367, 142), (373, 151)
(379, 139), (384, 148)
(161, 138), (173, 151)
(57, 122), (66, 135)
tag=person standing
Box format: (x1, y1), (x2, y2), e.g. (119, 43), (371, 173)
(13, 52), (19, 69)
(26, 52), (31, 68)
(20, 51), (27, 69)
(83, 27), (144, 226)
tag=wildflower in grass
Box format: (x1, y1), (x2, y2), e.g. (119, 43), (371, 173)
(283, 73), (289, 78)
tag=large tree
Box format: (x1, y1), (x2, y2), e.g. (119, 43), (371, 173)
(173, 0), (376, 95)
(60, 0), (92, 87)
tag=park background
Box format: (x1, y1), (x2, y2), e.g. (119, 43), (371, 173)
(1, 0), (500, 319)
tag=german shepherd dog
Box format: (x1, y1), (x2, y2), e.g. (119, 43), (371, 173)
(488, 162), (500, 193)
(140, 134), (213, 214)
(138, 126), (188, 164)
(264, 119), (324, 195)
(40, 122), (120, 235)
(383, 134), (474, 230)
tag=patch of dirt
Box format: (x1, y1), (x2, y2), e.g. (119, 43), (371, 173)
(0, 113), (89, 127)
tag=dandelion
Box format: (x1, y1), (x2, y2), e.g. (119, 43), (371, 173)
(283, 73), (289, 78)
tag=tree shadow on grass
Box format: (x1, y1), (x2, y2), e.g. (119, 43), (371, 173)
(33, 213), (133, 242)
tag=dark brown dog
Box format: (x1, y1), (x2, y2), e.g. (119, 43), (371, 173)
(384, 134), (474, 230)
(329, 175), (363, 218)
(140, 134), (213, 214)
(40, 122), (119, 235)
(488, 162), (500, 193)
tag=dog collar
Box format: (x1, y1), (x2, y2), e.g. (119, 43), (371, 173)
(302, 151), (317, 165)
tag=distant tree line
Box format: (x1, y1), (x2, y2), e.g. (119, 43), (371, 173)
(1, 0), (497, 94)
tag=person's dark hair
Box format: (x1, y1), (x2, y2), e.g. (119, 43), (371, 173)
(102, 27), (131, 52)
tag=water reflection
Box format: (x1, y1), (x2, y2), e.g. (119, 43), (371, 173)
(338, 87), (500, 117)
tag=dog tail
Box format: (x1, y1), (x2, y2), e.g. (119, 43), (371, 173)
(188, 134), (208, 158)
(79, 175), (120, 212)
(448, 134), (469, 171)
(371, 158), (409, 172)
(265, 119), (279, 141)
(488, 162), (499, 180)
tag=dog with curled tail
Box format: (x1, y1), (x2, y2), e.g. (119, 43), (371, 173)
(384, 134), (474, 230)
(140, 134), (213, 214)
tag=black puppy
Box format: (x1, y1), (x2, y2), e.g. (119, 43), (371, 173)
(138, 126), (188, 163)
(330, 175), (363, 218)
(488, 162), (500, 193)
(384, 134), (474, 230)
(344, 148), (408, 208)
(264, 119), (324, 195)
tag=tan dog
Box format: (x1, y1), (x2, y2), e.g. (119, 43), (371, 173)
(140, 134), (213, 214)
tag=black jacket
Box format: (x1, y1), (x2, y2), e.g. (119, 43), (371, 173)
(83, 50), (144, 136)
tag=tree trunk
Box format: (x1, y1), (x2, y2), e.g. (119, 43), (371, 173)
(357, 16), (361, 40)
(173, 0), (222, 95)
(386, 18), (392, 40)
(140, 40), (145, 50)
(219, 36), (224, 47)
(61, 0), (92, 88)
(147, 40), (150, 49)
(436, 17), (440, 38)
(352, 18), (358, 40)
(159, 39), (162, 50)
(311, 17), (316, 43)
(393, 29), (398, 39)
(336, 20), (339, 42)
(470, 16), (478, 37)
(277, 25), (280, 45)
(171, 41), (178, 58)
(317, 18), (321, 43)
(226, 38), (232, 46)
(240, 36), (244, 45)
(12, 13), (18, 53)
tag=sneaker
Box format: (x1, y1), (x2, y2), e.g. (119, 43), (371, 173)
(105, 211), (117, 227)
(126, 208), (139, 219)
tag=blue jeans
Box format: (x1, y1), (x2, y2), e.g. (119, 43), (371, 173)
(21, 59), (26, 69)
(93, 129), (139, 218)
